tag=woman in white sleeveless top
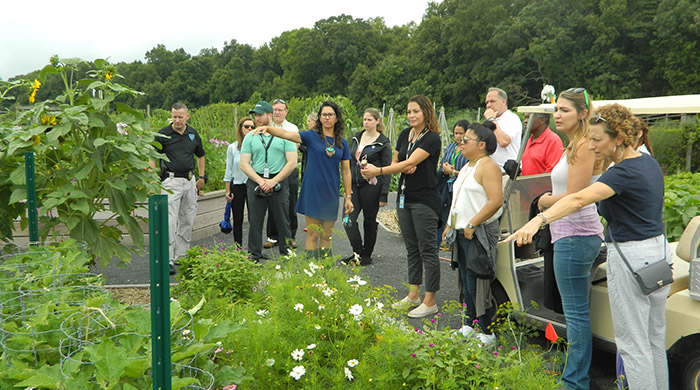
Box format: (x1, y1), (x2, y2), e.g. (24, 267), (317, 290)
(441, 123), (502, 345)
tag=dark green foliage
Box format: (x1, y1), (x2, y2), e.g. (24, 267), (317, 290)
(6, 0), (694, 115)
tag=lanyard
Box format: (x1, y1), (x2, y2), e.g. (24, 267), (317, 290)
(259, 133), (273, 167)
(450, 145), (460, 166)
(406, 127), (428, 157)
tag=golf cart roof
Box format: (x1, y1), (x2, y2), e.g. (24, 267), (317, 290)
(517, 94), (700, 115)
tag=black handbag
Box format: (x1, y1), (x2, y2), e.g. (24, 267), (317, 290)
(610, 234), (673, 295)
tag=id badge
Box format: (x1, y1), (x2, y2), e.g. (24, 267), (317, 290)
(399, 195), (405, 209)
(263, 167), (270, 178)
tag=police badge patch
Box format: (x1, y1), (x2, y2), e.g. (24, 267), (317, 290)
(189, 134), (195, 141)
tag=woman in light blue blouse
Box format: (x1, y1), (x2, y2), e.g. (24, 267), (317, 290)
(224, 117), (254, 246)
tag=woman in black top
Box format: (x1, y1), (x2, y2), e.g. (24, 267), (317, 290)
(341, 108), (392, 266)
(364, 95), (442, 318)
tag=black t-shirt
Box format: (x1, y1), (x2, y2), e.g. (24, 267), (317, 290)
(155, 125), (205, 173)
(597, 153), (664, 242)
(396, 127), (441, 218)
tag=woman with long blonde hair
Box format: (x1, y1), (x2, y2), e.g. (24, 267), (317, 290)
(536, 88), (604, 389)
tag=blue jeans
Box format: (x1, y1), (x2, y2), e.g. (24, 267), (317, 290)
(554, 235), (602, 390)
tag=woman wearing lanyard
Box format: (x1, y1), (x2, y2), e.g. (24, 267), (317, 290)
(253, 101), (353, 258)
(363, 95), (442, 318)
(223, 117), (254, 247)
(436, 120), (469, 250)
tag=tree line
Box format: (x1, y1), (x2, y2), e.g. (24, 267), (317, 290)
(5, 0), (699, 112)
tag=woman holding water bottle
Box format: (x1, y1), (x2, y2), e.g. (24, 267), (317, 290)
(363, 95), (442, 318)
(340, 108), (392, 266)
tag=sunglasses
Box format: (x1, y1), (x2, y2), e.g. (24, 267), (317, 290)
(273, 99), (286, 105)
(591, 114), (608, 124)
(460, 136), (480, 144)
(566, 88), (590, 109)
(243, 124), (255, 129)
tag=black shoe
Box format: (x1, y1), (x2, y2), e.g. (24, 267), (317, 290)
(340, 253), (360, 266)
(169, 263), (177, 275)
(260, 253), (270, 260)
(359, 256), (373, 266)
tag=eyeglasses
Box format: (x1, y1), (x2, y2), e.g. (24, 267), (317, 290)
(566, 88), (590, 109)
(591, 114), (608, 123)
(243, 124), (255, 129)
(321, 113), (336, 118)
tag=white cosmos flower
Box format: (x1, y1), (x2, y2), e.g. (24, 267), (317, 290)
(294, 303), (304, 312)
(291, 349), (305, 361)
(346, 275), (367, 286)
(344, 367), (354, 381)
(349, 304), (363, 316)
(306, 344), (316, 350)
(347, 359), (359, 367)
(303, 269), (314, 277)
(308, 262), (321, 271)
(256, 309), (269, 317)
(376, 301), (385, 310)
(318, 304), (326, 311)
(314, 325), (321, 330)
(290, 365), (306, 380)
(265, 358), (275, 366)
(275, 264), (281, 270)
(322, 288), (334, 297)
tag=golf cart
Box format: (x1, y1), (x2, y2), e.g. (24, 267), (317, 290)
(490, 94), (700, 389)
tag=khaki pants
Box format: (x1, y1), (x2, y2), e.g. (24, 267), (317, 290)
(163, 177), (198, 262)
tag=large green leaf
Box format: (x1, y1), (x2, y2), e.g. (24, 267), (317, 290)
(14, 364), (63, 389)
(69, 199), (91, 214)
(71, 218), (99, 244)
(9, 164), (26, 185)
(9, 188), (26, 204)
(123, 213), (145, 248)
(85, 339), (130, 390)
(171, 343), (216, 363)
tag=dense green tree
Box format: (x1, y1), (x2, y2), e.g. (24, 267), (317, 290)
(651, 0), (700, 94)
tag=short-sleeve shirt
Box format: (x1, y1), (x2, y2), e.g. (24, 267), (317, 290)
(597, 153), (665, 242)
(491, 110), (523, 169)
(521, 128), (564, 176)
(240, 132), (296, 175)
(155, 125), (205, 173)
(396, 127), (442, 218)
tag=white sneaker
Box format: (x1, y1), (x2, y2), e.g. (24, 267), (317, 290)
(458, 325), (475, 338)
(475, 332), (496, 346)
(391, 296), (422, 309)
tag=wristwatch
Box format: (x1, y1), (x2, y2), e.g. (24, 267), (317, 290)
(467, 222), (475, 229)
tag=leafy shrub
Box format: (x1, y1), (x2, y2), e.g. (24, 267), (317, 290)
(172, 243), (262, 309)
(664, 172), (700, 241)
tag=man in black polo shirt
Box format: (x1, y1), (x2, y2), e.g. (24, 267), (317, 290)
(149, 102), (206, 275)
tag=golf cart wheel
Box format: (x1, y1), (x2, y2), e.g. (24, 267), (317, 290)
(683, 352), (700, 390)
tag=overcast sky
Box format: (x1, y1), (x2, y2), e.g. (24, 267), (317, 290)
(1, 0), (439, 80)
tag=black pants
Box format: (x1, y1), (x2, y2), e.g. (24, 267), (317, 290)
(230, 183), (247, 247)
(344, 182), (381, 259)
(266, 169), (299, 240)
(246, 179), (291, 260)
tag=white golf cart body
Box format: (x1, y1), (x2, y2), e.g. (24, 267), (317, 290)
(493, 94), (700, 387)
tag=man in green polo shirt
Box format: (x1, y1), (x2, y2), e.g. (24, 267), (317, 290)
(240, 101), (298, 261)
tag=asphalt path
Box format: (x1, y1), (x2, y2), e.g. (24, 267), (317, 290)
(92, 193), (617, 389)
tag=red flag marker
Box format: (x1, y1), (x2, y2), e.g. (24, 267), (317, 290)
(545, 322), (558, 343)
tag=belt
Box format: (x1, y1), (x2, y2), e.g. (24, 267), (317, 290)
(167, 171), (193, 179)
(255, 172), (280, 178)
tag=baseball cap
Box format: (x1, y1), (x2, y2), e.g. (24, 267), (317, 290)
(249, 101), (273, 114)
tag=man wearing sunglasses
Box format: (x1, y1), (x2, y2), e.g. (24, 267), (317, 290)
(483, 87), (523, 172)
(263, 99), (300, 249)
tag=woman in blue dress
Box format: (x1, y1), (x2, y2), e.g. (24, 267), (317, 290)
(255, 101), (353, 258)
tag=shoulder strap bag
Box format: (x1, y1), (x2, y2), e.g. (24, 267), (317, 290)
(609, 233), (674, 295)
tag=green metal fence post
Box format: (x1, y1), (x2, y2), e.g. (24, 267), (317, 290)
(24, 152), (38, 245)
(149, 194), (171, 390)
